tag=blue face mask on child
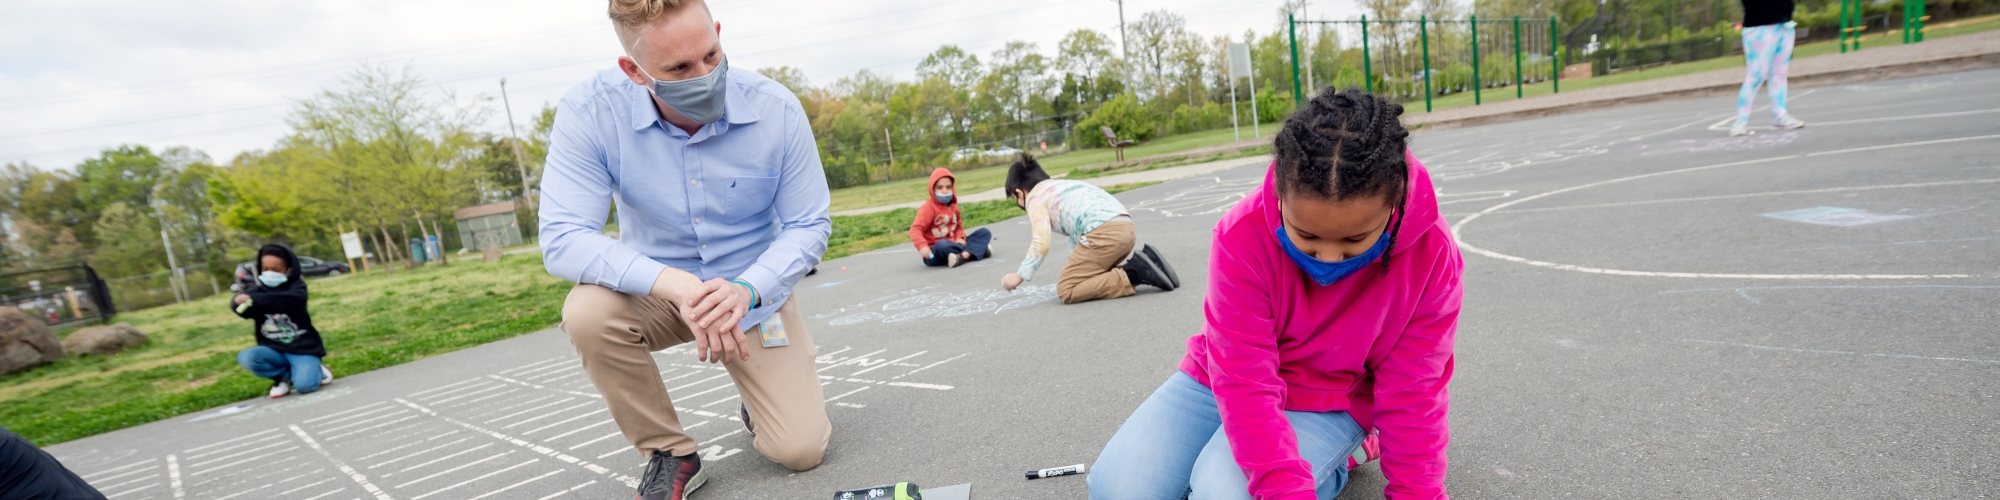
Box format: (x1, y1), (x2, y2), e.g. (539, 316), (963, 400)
(258, 271), (288, 288)
(1275, 225), (1391, 286)
(935, 193), (954, 205)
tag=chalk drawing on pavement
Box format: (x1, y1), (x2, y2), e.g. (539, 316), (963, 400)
(1127, 175), (1262, 217)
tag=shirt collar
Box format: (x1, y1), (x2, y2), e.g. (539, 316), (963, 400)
(625, 68), (762, 133)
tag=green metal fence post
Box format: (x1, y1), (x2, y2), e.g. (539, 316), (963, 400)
(1902, 0), (1911, 44)
(1513, 15), (1523, 99)
(1420, 15), (1433, 112)
(1550, 15), (1560, 94)
(1915, 0), (1926, 42)
(1289, 13), (1303, 107)
(1472, 16), (1482, 105)
(1362, 16), (1373, 94)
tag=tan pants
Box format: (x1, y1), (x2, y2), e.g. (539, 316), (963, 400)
(1056, 219), (1137, 304)
(559, 284), (830, 471)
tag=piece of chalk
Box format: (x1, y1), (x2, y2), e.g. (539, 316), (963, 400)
(1026, 463), (1085, 479)
(840, 267), (848, 271)
(235, 299), (252, 314)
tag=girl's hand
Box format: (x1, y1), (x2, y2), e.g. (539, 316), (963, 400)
(232, 294), (250, 305)
(921, 247), (934, 260)
(1001, 273), (1023, 291)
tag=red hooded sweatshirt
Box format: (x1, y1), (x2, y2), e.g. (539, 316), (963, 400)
(1181, 151), (1462, 500)
(909, 168), (966, 251)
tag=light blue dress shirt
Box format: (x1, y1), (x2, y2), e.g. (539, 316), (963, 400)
(539, 67), (830, 330)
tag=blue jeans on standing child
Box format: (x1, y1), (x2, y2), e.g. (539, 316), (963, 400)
(1088, 372), (1367, 500)
(922, 228), (993, 267)
(237, 346), (323, 394)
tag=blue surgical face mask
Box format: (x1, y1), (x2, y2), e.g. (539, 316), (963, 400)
(635, 54), (729, 124)
(1276, 225), (1391, 286)
(935, 193), (954, 205)
(258, 271), (288, 288)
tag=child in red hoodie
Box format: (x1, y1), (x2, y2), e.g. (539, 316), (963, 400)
(910, 168), (992, 267)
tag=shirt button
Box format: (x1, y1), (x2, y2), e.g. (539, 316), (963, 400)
(690, 180), (699, 186)
(694, 217), (702, 224)
(701, 244), (708, 250)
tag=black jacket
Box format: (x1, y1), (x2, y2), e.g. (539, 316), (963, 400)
(1742, 0), (1794, 28)
(231, 245), (326, 358)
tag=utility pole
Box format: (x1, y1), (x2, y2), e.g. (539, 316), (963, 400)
(884, 127), (895, 164)
(159, 227), (185, 303)
(1113, 0), (1128, 59)
(500, 79), (535, 225)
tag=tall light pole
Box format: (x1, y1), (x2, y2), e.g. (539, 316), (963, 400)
(1113, 0), (1128, 59)
(499, 79), (534, 216)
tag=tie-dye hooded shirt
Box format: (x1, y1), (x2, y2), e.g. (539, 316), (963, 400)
(1016, 179), (1129, 280)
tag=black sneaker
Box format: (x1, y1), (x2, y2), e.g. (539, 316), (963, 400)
(1139, 244), (1179, 289)
(1121, 251), (1176, 291)
(636, 450), (706, 500)
(740, 403), (755, 437)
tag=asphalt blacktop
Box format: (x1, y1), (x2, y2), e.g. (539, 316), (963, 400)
(47, 67), (2000, 499)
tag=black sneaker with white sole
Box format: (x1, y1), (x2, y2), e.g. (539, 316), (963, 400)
(740, 403), (755, 437)
(1139, 244), (1179, 289)
(1121, 251), (1176, 291)
(636, 450), (705, 500)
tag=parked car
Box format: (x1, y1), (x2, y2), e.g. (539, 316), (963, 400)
(984, 146), (1023, 158)
(231, 255), (351, 291)
(949, 146), (1027, 162)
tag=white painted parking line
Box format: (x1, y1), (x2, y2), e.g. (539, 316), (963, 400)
(287, 425), (395, 500)
(521, 409), (608, 436)
(498, 357), (570, 375)
(391, 443), (496, 475)
(849, 351), (927, 376)
(298, 487), (348, 500)
(207, 481), (276, 500)
(324, 415), (424, 441)
(595, 447), (629, 459)
(483, 398), (575, 424)
(892, 353), (965, 379)
(522, 364), (583, 381)
(568, 432), (626, 451)
(188, 445), (300, 476)
(502, 401), (599, 429)
(100, 481), (158, 499)
(392, 451), (511, 489)
(543, 419), (615, 441)
(395, 399), (641, 489)
(671, 382), (735, 401)
(817, 349), (887, 372)
(424, 384), (512, 406)
(277, 478), (338, 496)
(367, 438), (473, 470)
(79, 458), (158, 479)
(93, 473), (160, 493)
(80, 463), (158, 484)
(466, 395), (557, 420)
(1680, 339), (2000, 364)
(666, 373), (729, 392)
(165, 454), (182, 499)
(533, 480), (596, 500)
(467, 469), (562, 500)
(508, 359), (577, 378)
(824, 386), (870, 402)
(454, 388), (524, 407)
(307, 405), (399, 428)
(486, 374), (604, 399)
(181, 429), (281, 454)
(302, 402), (389, 424)
(699, 394), (740, 408)
(404, 378), (486, 399)
(356, 431), (463, 462)
(183, 434), (283, 461)
(188, 440), (293, 469)
(316, 410), (412, 435)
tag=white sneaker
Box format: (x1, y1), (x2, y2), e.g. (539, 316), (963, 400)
(946, 253), (961, 268)
(1775, 115), (1806, 130)
(320, 365), (335, 385)
(269, 380), (292, 398)
(1729, 120), (1749, 137)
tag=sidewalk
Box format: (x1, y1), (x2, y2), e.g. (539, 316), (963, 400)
(830, 154), (1273, 216)
(1404, 29), (2000, 131)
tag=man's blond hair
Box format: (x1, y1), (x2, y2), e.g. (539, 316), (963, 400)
(608, 0), (711, 52)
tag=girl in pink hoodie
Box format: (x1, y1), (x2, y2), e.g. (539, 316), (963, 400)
(1089, 89), (1461, 500)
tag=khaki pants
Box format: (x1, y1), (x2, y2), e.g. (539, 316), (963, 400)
(559, 284), (830, 471)
(1056, 219), (1137, 304)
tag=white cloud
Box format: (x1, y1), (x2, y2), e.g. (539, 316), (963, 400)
(0, 0), (1341, 170)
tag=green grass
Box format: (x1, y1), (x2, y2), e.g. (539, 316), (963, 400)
(828, 124), (1277, 212)
(824, 181), (1164, 261)
(0, 253), (571, 446)
(1409, 14), (2000, 114)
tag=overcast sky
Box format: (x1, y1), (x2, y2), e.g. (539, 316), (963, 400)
(0, 0), (1365, 171)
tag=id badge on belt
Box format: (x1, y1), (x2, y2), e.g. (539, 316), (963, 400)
(759, 317), (790, 348)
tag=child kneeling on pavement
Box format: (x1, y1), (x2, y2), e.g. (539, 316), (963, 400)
(1001, 153), (1179, 303)
(910, 167), (992, 268)
(231, 244), (333, 398)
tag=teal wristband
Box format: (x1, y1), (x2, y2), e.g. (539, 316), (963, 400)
(731, 279), (758, 311)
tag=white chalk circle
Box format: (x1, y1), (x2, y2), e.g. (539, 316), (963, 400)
(935, 301), (1000, 317)
(882, 305), (947, 323)
(829, 312), (885, 326)
(882, 293), (947, 311)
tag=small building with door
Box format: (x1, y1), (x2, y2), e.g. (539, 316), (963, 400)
(454, 200), (525, 251)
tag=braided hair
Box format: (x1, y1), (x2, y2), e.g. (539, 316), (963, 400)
(1272, 87), (1411, 273)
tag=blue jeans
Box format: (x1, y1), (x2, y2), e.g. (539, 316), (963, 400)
(1089, 372), (1366, 500)
(922, 228), (992, 267)
(237, 346), (324, 394)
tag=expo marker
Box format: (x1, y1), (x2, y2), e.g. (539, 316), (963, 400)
(1026, 463), (1085, 479)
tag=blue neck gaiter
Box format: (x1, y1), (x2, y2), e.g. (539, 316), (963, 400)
(1275, 225), (1391, 286)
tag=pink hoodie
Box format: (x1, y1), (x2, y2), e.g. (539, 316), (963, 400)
(1179, 151), (1462, 500)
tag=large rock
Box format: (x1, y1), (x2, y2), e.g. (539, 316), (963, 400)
(0, 307), (64, 375)
(61, 322), (150, 357)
